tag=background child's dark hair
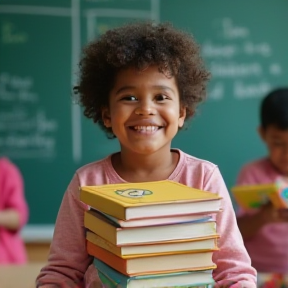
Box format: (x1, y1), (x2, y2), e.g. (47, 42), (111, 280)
(74, 21), (210, 137)
(260, 87), (288, 130)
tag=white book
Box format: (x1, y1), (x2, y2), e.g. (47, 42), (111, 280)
(84, 209), (218, 246)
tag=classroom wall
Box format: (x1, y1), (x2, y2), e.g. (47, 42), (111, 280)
(0, 0), (287, 239)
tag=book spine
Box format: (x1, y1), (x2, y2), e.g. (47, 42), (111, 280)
(80, 189), (126, 220)
(87, 232), (122, 257)
(97, 270), (127, 288)
(269, 192), (287, 209)
(84, 211), (118, 245)
(87, 241), (129, 276)
(95, 258), (128, 287)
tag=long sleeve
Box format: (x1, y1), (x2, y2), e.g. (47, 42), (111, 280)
(235, 158), (278, 217)
(205, 167), (257, 288)
(36, 173), (94, 288)
(236, 166), (258, 186)
(0, 157), (29, 264)
(4, 158), (28, 228)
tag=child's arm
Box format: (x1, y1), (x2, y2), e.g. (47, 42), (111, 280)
(235, 166), (288, 239)
(237, 202), (276, 240)
(0, 158), (28, 231)
(36, 174), (94, 288)
(0, 209), (21, 230)
(205, 167), (257, 288)
(238, 201), (288, 241)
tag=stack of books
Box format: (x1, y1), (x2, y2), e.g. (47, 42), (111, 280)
(80, 180), (222, 288)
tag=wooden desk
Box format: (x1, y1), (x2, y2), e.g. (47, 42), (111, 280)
(0, 262), (45, 288)
(25, 242), (50, 262)
(22, 225), (52, 262)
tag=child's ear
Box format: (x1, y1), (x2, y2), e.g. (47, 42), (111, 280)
(101, 107), (112, 128)
(178, 106), (187, 128)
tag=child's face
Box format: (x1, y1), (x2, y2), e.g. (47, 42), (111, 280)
(102, 65), (186, 155)
(259, 125), (288, 176)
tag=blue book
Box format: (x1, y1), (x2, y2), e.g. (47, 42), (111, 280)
(94, 258), (214, 288)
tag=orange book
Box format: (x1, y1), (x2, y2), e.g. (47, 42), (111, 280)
(86, 241), (216, 276)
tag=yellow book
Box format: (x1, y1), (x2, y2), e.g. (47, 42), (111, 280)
(80, 180), (221, 220)
(86, 230), (219, 258)
(231, 181), (288, 210)
(84, 209), (217, 246)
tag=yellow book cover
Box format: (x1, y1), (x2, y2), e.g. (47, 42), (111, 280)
(231, 181), (288, 210)
(80, 180), (221, 220)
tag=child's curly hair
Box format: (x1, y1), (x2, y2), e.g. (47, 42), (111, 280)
(74, 21), (210, 137)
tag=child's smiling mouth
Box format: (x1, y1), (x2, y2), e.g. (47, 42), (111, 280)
(127, 119), (165, 134)
(132, 126), (161, 131)
(128, 125), (164, 134)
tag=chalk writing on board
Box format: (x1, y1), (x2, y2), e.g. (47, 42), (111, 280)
(269, 63), (282, 75)
(204, 18), (282, 101)
(0, 73), (37, 102)
(234, 81), (271, 99)
(210, 62), (262, 77)
(0, 73), (58, 158)
(1, 22), (28, 44)
(222, 18), (249, 39)
(244, 41), (271, 57)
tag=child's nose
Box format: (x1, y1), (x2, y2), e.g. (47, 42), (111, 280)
(134, 102), (156, 116)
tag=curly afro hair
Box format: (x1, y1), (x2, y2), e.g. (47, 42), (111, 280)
(74, 21), (210, 138)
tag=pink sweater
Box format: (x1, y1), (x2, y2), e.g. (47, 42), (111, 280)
(36, 149), (257, 287)
(0, 157), (28, 264)
(236, 157), (288, 273)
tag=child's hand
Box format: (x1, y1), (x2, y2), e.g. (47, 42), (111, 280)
(277, 208), (288, 221)
(259, 201), (288, 223)
(259, 202), (282, 224)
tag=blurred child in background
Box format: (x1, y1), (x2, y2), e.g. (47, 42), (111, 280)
(0, 157), (29, 264)
(236, 88), (288, 273)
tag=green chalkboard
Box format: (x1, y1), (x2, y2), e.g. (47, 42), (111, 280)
(0, 0), (287, 225)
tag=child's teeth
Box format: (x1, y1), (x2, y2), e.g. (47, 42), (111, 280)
(134, 126), (158, 131)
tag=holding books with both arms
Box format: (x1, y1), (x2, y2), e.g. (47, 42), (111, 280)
(80, 180), (222, 288)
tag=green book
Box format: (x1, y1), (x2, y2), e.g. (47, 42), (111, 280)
(94, 257), (214, 288)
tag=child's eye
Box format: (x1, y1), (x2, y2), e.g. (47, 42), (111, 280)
(121, 95), (138, 101)
(272, 141), (285, 147)
(155, 94), (169, 102)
